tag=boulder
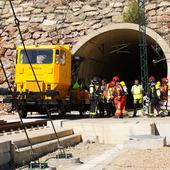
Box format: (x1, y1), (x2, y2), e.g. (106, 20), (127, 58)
(42, 19), (57, 31)
(23, 33), (32, 40)
(24, 7), (34, 12)
(77, 24), (88, 31)
(86, 11), (100, 17)
(158, 1), (170, 8)
(32, 9), (42, 14)
(148, 10), (156, 16)
(146, 3), (157, 11)
(92, 23), (102, 29)
(5, 25), (17, 36)
(114, 2), (123, 8)
(112, 15), (123, 23)
(43, 6), (55, 13)
(32, 32), (41, 39)
(41, 32), (48, 38)
(82, 5), (98, 12)
(89, 0), (98, 6)
(69, 2), (82, 9)
(30, 17), (44, 23)
(47, 14), (56, 20)
(37, 37), (52, 44)
(18, 16), (30, 22)
(1, 41), (15, 49)
(0, 1), (5, 9)
(10, 7), (23, 13)
(24, 39), (35, 45)
(71, 21), (83, 26)
(29, 23), (41, 32)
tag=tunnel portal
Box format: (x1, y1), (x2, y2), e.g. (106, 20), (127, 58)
(72, 23), (168, 108)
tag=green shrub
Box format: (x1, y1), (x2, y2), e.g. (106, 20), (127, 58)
(123, 0), (140, 24)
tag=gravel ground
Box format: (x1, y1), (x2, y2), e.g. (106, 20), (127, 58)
(41, 142), (114, 169)
(104, 147), (170, 170)
(17, 142), (114, 170)
(17, 145), (170, 170)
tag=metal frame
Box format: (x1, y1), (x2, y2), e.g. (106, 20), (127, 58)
(138, 0), (148, 92)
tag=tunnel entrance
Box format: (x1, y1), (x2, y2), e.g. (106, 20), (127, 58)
(72, 23), (168, 108)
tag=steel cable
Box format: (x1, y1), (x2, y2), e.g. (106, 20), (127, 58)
(8, 0), (65, 156)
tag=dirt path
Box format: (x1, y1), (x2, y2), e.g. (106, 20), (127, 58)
(104, 147), (170, 170)
(17, 142), (114, 170)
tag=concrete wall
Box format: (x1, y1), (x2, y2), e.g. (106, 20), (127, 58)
(61, 119), (170, 145)
(0, 141), (13, 166)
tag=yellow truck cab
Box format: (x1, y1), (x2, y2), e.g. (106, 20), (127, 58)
(15, 44), (71, 117)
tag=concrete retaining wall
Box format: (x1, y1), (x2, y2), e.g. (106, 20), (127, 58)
(0, 141), (13, 166)
(61, 118), (170, 145)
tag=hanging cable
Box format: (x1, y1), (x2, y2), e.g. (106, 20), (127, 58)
(8, 0), (65, 155)
(0, 58), (38, 162)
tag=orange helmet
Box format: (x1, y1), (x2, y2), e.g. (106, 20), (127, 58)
(162, 77), (168, 83)
(112, 76), (119, 82)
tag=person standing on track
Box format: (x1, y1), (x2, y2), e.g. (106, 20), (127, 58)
(159, 77), (169, 116)
(147, 76), (160, 117)
(89, 78), (99, 117)
(112, 76), (126, 118)
(98, 80), (107, 117)
(131, 79), (144, 117)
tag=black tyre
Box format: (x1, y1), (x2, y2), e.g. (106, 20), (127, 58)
(58, 101), (67, 117)
(20, 107), (28, 118)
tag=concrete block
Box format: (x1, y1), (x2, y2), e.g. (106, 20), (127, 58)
(0, 141), (11, 153)
(0, 152), (10, 165)
(14, 134), (82, 165)
(14, 129), (74, 148)
(124, 135), (166, 149)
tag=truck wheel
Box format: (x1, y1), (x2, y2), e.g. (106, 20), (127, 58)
(20, 108), (28, 118)
(58, 102), (67, 117)
(39, 107), (51, 118)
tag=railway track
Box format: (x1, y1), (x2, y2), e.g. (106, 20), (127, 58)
(0, 119), (47, 134)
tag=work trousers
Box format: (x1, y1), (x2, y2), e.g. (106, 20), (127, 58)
(133, 98), (143, 117)
(150, 98), (160, 114)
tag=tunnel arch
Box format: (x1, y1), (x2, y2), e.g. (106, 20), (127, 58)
(72, 23), (170, 78)
(72, 23), (170, 108)
(72, 23), (170, 61)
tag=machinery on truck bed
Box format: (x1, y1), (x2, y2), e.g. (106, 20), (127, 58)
(2, 44), (90, 118)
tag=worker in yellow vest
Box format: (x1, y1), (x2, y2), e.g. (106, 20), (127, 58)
(131, 79), (144, 117)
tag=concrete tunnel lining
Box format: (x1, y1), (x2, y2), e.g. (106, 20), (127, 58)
(72, 23), (170, 80)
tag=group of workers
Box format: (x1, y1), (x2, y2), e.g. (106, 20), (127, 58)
(89, 75), (170, 118)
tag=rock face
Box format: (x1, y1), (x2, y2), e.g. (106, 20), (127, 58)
(0, 0), (170, 90)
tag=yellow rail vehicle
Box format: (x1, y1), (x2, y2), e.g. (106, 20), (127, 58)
(10, 44), (89, 118)
(16, 45), (71, 99)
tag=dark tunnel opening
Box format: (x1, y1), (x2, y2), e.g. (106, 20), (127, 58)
(74, 29), (167, 109)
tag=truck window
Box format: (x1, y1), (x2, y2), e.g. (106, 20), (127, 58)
(20, 49), (53, 64)
(60, 50), (66, 65)
(56, 50), (60, 64)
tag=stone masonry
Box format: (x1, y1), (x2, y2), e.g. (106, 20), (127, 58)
(0, 0), (170, 87)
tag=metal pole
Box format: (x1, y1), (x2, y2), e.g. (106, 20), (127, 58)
(138, 0), (148, 92)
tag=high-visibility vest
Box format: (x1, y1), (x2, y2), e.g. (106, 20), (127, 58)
(131, 85), (143, 100)
(89, 83), (95, 94)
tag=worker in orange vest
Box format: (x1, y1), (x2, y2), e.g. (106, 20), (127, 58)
(112, 76), (126, 118)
